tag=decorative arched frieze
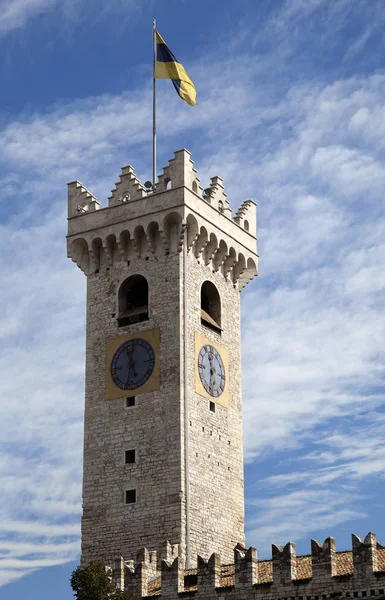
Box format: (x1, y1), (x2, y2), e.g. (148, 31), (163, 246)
(238, 257), (258, 290)
(194, 226), (208, 260)
(68, 238), (90, 275)
(186, 214), (199, 249)
(106, 234), (120, 265)
(204, 233), (218, 267)
(91, 237), (106, 271)
(118, 230), (131, 262)
(146, 221), (162, 255)
(214, 240), (228, 273)
(232, 253), (246, 285)
(162, 212), (183, 254)
(133, 226), (147, 258)
(223, 247), (237, 278)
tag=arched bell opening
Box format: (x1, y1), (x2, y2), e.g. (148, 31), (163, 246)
(117, 275), (149, 328)
(201, 281), (221, 334)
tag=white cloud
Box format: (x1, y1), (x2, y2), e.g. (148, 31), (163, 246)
(0, 0), (58, 35)
(0, 0), (139, 37)
(246, 488), (365, 553)
(245, 415), (385, 553)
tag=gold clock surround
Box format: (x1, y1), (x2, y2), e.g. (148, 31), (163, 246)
(195, 331), (229, 408)
(105, 328), (161, 400)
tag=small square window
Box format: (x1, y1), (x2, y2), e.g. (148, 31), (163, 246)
(209, 401), (215, 413)
(126, 396), (136, 407)
(125, 489), (136, 504)
(125, 449), (136, 464)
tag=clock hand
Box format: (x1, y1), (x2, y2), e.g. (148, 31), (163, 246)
(126, 347), (138, 384)
(210, 368), (217, 393)
(206, 354), (216, 394)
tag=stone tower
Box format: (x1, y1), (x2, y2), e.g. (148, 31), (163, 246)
(67, 149), (258, 567)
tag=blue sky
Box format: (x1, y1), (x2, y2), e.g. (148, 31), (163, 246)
(0, 0), (385, 597)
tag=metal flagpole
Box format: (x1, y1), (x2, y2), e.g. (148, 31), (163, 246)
(152, 19), (157, 189)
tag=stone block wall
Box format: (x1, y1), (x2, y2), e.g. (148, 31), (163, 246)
(82, 252), (184, 564)
(185, 254), (245, 564)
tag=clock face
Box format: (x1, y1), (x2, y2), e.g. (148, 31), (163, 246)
(110, 338), (155, 391)
(198, 344), (226, 398)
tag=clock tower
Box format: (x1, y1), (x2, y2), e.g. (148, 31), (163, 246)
(67, 149), (258, 567)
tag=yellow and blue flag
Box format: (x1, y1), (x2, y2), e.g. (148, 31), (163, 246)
(154, 31), (196, 106)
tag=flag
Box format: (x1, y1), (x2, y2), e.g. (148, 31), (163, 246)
(154, 30), (196, 106)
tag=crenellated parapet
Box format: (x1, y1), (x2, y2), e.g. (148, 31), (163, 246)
(156, 148), (203, 195)
(67, 149), (258, 289)
(204, 175), (231, 215)
(108, 165), (147, 206)
(235, 199), (257, 237)
(311, 536), (337, 581)
(353, 532), (380, 579)
(67, 180), (100, 217)
(107, 534), (385, 599)
(272, 541), (297, 585)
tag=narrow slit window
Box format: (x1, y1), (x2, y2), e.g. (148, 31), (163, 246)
(209, 401), (216, 413)
(126, 396), (136, 407)
(125, 489), (136, 504)
(125, 449), (136, 464)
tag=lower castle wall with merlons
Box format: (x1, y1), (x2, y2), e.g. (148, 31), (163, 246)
(109, 533), (385, 600)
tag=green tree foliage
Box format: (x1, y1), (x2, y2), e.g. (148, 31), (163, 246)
(70, 563), (130, 600)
